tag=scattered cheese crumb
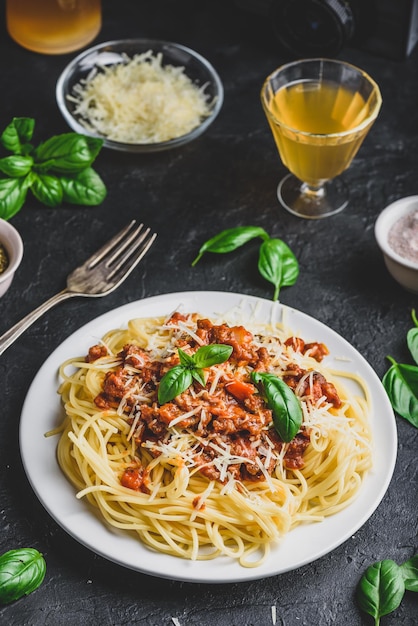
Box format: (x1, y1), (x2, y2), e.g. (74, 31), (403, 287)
(68, 50), (213, 144)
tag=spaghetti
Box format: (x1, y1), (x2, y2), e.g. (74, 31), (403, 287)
(55, 309), (372, 567)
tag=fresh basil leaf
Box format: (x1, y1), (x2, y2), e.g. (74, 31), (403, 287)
(400, 554), (418, 592)
(158, 366), (193, 405)
(0, 547), (46, 605)
(0, 177), (29, 220)
(192, 226), (269, 266)
(0, 155), (33, 177)
(35, 134), (103, 173)
(382, 360), (418, 428)
(1, 117), (34, 154)
(357, 559), (405, 624)
(30, 173), (63, 207)
(178, 348), (196, 368)
(193, 344), (233, 368)
(251, 371), (302, 442)
(191, 368), (206, 387)
(407, 309), (418, 365)
(60, 168), (107, 206)
(258, 238), (299, 301)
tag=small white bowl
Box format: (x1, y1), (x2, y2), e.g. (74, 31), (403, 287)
(0, 219), (24, 297)
(375, 196), (418, 294)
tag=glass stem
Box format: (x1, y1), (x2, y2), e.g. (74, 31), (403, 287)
(301, 182), (326, 198)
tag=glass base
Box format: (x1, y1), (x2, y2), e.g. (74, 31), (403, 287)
(277, 174), (349, 219)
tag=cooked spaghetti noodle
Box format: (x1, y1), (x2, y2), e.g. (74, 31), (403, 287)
(54, 309), (372, 567)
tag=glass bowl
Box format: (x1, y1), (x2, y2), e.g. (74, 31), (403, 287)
(56, 38), (224, 153)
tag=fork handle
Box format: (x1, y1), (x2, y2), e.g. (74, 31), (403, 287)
(0, 289), (78, 356)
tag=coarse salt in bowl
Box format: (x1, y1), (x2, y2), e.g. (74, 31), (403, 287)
(0, 219), (24, 297)
(375, 195), (418, 294)
(56, 38), (224, 153)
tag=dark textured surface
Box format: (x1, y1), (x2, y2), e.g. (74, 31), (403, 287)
(1, 1), (417, 624)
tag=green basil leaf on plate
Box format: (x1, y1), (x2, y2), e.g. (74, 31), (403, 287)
(251, 371), (302, 442)
(193, 344), (233, 368)
(158, 365), (193, 405)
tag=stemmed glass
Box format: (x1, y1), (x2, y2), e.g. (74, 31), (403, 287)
(261, 58), (382, 219)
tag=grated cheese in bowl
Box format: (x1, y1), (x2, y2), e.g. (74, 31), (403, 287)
(56, 39), (224, 152)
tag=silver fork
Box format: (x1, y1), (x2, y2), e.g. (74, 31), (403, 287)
(0, 221), (157, 356)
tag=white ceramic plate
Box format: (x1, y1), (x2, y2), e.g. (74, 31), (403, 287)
(19, 291), (397, 583)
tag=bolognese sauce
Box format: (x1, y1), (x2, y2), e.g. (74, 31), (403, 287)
(87, 314), (342, 490)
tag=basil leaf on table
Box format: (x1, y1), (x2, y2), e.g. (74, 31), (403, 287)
(407, 309), (418, 365)
(356, 559), (405, 625)
(0, 548), (46, 605)
(382, 359), (418, 428)
(0, 177), (29, 220)
(192, 225), (269, 266)
(0, 155), (33, 177)
(258, 238), (299, 301)
(0, 117), (106, 218)
(1, 117), (34, 155)
(35, 133), (103, 173)
(400, 554), (418, 592)
(60, 168), (107, 206)
(251, 371), (302, 442)
(30, 172), (63, 207)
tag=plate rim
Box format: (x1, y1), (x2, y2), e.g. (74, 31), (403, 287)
(19, 290), (397, 583)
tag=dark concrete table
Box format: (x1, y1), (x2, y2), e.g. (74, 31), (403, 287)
(0, 1), (417, 624)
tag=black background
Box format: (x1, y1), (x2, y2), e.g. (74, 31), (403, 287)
(0, 1), (417, 624)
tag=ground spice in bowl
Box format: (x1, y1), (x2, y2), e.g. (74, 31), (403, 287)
(0, 243), (9, 273)
(388, 209), (418, 264)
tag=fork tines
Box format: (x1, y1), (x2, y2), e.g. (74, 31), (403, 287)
(88, 221), (157, 280)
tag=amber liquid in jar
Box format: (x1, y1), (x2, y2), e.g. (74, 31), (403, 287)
(6, 0), (101, 55)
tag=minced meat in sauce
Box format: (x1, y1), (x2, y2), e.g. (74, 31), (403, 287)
(87, 315), (341, 488)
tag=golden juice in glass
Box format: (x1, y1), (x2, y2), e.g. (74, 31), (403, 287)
(6, 0), (101, 55)
(266, 80), (374, 187)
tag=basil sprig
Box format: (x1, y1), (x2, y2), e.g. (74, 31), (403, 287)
(192, 225), (299, 301)
(258, 238), (299, 302)
(400, 554), (418, 592)
(0, 117), (106, 219)
(382, 309), (418, 428)
(191, 226), (269, 265)
(251, 371), (302, 442)
(357, 554), (418, 625)
(0, 548), (46, 604)
(158, 344), (233, 405)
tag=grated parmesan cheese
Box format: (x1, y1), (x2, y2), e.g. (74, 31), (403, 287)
(68, 50), (214, 144)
